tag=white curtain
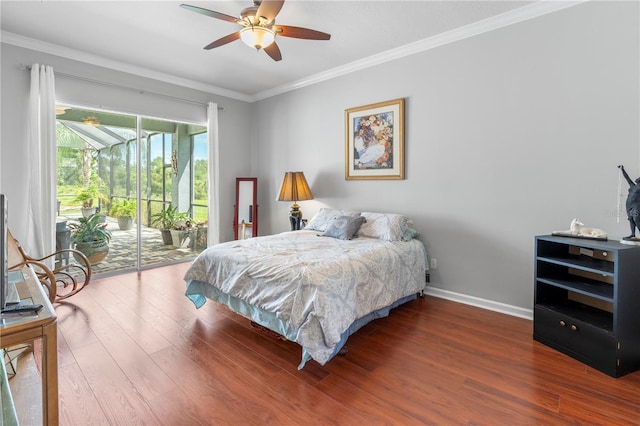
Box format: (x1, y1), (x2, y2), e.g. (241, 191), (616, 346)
(207, 102), (221, 246)
(26, 64), (57, 260)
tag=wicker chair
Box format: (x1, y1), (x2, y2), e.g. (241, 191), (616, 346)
(7, 230), (92, 303)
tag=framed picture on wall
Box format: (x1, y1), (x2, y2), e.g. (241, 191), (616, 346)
(345, 98), (404, 180)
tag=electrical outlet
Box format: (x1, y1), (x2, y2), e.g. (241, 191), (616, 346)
(430, 258), (437, 269)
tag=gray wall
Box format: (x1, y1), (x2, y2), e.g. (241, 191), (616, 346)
(254, 1), (639, 315)
(0, 43), (253, 242)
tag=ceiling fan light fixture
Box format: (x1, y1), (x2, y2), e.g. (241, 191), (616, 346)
(181, 2), (330, 61)
(240, 26), (275, 50)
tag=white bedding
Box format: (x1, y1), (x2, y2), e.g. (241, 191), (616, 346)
(184, 230), (427, 366)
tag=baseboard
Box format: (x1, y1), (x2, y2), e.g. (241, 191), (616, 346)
(424, 286), (533, 320)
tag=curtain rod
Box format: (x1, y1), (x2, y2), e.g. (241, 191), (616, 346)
(24, 64), (223, 110)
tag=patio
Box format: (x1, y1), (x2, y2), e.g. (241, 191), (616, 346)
(57, 215), (200, 276)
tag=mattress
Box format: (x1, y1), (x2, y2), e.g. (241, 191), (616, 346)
(184, 230), (427, 367)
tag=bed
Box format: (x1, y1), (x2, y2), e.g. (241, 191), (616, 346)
(184, 209), (428, 369)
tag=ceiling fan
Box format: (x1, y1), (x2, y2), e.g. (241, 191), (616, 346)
(181, 0), (331, 62)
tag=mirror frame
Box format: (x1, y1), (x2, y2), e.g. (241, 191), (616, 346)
(233, 177), (258, 240)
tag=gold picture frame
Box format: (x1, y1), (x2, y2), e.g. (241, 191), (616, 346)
(345, 98), (404, 180)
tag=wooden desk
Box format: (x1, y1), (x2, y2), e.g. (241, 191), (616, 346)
(1, 266), (58, 425)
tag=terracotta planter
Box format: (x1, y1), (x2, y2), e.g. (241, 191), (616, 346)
(74, 240), (109, 265)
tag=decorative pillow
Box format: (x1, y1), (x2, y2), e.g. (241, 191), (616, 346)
(321, 215), (366, 240)
(401, 227), (419, 242)
(357, 212), (412, 241)
(305, 208), (361, 232)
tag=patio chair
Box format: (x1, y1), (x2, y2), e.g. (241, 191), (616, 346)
(7, 230), (92, 303)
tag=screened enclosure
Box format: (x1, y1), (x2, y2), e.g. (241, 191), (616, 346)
(56, 105), (209, 275)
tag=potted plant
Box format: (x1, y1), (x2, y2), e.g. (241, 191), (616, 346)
(109, 198), (136, 230)
(74, 176), (108, 217)
(171, 217), (194, 248)
(68, 213), (112, 265)
(151, 205), (190, 245)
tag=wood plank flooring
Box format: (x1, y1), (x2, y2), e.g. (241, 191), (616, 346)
(9, 262), (640, 425)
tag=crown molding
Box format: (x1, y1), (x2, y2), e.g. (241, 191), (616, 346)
(1, 1), (583, 104)
(253, 0), (584, 101)
(0, 30), (254, 103)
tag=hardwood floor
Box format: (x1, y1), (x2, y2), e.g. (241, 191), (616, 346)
(9, 262), (640, 425)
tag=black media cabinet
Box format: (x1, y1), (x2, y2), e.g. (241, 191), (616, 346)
(534, 235), (640, 377)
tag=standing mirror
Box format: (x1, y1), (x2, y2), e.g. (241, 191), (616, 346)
(234, 177), (258, 240)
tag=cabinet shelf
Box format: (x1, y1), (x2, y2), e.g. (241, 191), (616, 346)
(536, 254), (614, 275)
(536, 276), (614, 302)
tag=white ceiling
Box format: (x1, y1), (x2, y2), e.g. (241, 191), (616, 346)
(2, 1), (571, 102)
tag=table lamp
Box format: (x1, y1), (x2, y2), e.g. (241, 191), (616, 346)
(277, 171), (313, 230)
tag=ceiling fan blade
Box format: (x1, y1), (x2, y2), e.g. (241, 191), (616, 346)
(264, 42), (282, 62)
(256, 0), (285, 24)
(204, 32), (240, 50)
(276, 25), (331, 40)
(180, 4), (239, 24)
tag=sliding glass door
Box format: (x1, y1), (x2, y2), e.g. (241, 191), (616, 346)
(56, 106), (208, 275)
